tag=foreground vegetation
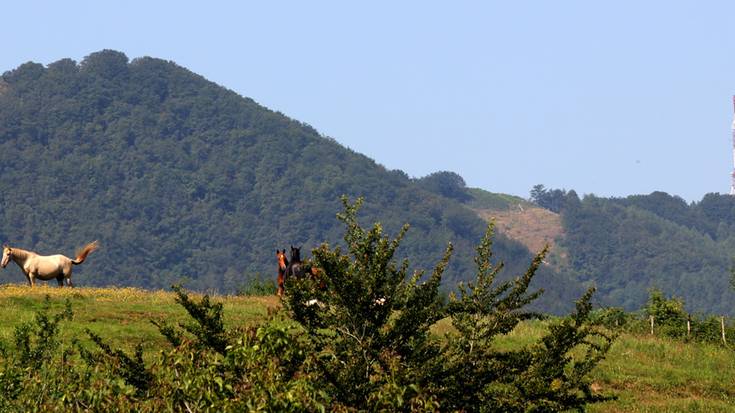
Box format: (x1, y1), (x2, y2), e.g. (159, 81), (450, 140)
(0, 288), (732, 411)
(0, 200), (730, 411)
(0, 285), (278, 354)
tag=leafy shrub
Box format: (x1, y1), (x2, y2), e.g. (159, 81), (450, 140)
(0, 296), (78, 411)
(0, 291), (326, 411)
(285, 196), (614, 411)
(589, 307), (629, 329)
(645, 289), (688, 338)
(609, 290), (735, 345)
(236, 274), (278, 296)
(690, 315), (723, 343)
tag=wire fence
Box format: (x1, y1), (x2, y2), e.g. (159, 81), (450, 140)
(589, 308), (734, 346)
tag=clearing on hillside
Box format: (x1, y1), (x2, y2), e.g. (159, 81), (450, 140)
(473, 206), (567, 267)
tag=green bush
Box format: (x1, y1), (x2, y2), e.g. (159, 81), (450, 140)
(236, 274), (278, 296)
(615, 290), (734, 345)
(645, 289), (688, 338)
(690, 315), (723, 343)
(589, 307), (629, 329)
(285, 196), (614, 411)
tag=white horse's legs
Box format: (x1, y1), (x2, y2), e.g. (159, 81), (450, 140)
(60, 269), (73, 288)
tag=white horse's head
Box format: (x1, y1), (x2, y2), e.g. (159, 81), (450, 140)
(1, 246), (11, 268)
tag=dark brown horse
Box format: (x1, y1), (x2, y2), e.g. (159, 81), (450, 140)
(286, 246), (325, 289)
(286, 246), (305, 280)
(276, 249), (288, 297)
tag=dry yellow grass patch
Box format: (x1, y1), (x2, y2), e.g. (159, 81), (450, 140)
(0, 284), (174, 302)
(474, 206), (567, 267)
(0, 284), (281, 307)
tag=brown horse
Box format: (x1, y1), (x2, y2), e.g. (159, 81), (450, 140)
(276, 249), (288, 297)
(1, 241), (98, 287)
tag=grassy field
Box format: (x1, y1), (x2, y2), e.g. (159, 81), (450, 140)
(0, 284), (279, 354)
(488, 320), (735, 412)
(0, 285), (733, 412)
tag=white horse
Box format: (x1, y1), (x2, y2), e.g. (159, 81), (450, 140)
(1, 241), (98, 287)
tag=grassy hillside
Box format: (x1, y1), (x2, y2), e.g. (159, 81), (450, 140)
(457, 186), (571, 278)
(0, 285), (279, 354)
(472, 205), (567, 268)
(0, 287), (732, 411)
(495, 320), (735, 412)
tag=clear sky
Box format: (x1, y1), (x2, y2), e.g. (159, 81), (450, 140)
(3, 1), (734, 202)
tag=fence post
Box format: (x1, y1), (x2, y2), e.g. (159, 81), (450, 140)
(721, 317), (727, 346)
(649, 315), (654, 335)
(686, 315), (691, 340)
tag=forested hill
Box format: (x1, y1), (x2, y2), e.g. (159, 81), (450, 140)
(0, 50), (583, 313)
(531, 187), (735, 315)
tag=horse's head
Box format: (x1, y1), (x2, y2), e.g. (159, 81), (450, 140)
(1, 246), (11, 268)
(290, 245), (301, 263)
(276, 249), (288, 272)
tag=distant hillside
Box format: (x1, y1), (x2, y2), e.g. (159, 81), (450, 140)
(465, 187), (533, 211)
(530, 187), (735, 315)
(0, 51), (584, 313)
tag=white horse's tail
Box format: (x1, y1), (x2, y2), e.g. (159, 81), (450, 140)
(72, 241), (99, 265)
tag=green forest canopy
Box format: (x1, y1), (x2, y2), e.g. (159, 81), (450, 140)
(531, 186), (735, 315)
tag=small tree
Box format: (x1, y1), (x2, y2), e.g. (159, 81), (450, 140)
(530, 184), (569, 213)
(438, 225), (614, 412)
(645, 288), (687, 338)
(286, 196), (614, 411)
(0, 297), (76, 410)
(285, 196), (448, 409)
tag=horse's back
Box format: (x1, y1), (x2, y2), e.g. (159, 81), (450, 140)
(288, 262), (304, 278)
(31, 254), (71, 279)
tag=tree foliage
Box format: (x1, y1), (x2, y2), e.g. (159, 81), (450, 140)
(284, 197), (613, 411)
(530, 184), (571, 213)
(416, 171), (472, 202)
(556, 190), (735, 314)
(644, 288), (688, 338)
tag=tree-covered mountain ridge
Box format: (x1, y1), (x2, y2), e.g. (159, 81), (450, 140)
(530, 186), (735, 315)
(0, 50), (585, 313)
(437, 180), (735, 316)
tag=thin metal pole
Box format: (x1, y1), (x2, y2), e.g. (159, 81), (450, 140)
(721, 317), (727, 346)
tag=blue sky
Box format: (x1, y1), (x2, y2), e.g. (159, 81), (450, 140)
(3, 1), (734, 202)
